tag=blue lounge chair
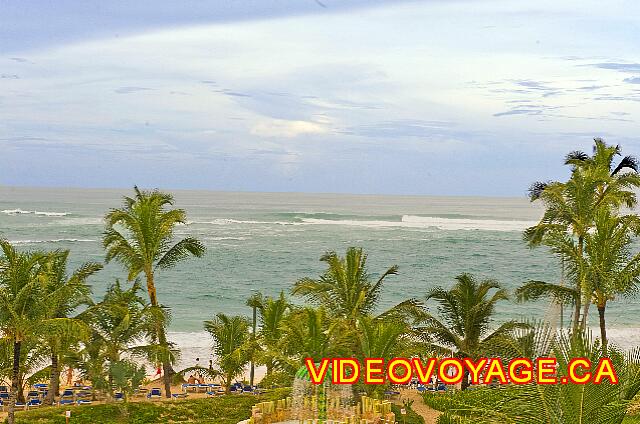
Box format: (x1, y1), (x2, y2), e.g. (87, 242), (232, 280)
(26, 391), (39, 399)
(172, 393), (188, 399)
(59, 399), (74, 406)
(0, 393), (9, 400)
(147, 388), (162, 400)
(114, 392), (124, 401)
(416, 385), (426, 392)
(229, 386), (237, 393)
(77, 399), (92, 405)
(437, 383), (446, 391)
(27, 399), (42, 408)
(61, 389), (74, 398)
(14, 402), (25, 410)
(0, 386), (8, 393)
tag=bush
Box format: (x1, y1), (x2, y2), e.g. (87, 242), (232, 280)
(12, 388), (291, 424)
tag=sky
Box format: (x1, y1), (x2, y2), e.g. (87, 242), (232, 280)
(1, 0), (639, 196)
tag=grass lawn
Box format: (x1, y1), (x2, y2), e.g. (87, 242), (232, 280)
(11, 389), (291, 424)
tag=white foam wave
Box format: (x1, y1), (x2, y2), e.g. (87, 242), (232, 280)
(190, 218), (296, 226)
(9, 239), (96, 245)
(189, 215), (536, 232)
(300, 215), (537, 232)
(2, 209), (69, 217)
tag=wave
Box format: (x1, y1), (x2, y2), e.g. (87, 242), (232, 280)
(9, 239), (96, 245)
(2, 209), (69, 217)
(300, 215), (537, 232)
(189, 215), (536, 232)
(189, 218), (296, 226)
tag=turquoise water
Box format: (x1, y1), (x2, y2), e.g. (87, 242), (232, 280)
(1, 186), (639, 362)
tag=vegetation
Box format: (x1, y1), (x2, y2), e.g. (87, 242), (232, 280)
(424, 334), (640, 423)
(103, 187), (206, 397)
(0, 139), (639, 423)
(14, 388), (290, 424)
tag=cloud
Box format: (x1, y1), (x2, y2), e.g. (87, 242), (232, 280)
(250, 119), (328, 138)
(590, 63), (640, 73)
(624, 77), (640, 84)
(114, 86), (152, 94)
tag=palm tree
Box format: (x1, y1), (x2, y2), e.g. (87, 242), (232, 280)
(519, 210), (640, 353)
(525, 139), (640, 332)
(40, 250), (101, 404)
(103, 186), (205, 396)
(424, 333), (640, 424)
(0, 240), (48, 424)
(418, 273), (526, 390)
(279, 306), (351, 368)
(246, 292), (262, 387)
(84, 280), (167, 395)
(582, 210), (640, 353)
(257, 292), (290, 375)
(292, 247), (420, 323)
(204, 313), (250, 394)
(357, 316), (411, 396)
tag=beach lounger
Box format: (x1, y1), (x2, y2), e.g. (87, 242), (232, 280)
(61, 389), (74, 398)
(0, 393), (9, 400)
(27, 399), (42, 408)
(77, 399), (92, 405)
(14, 402), (26, 410)
(59, 399), (74, 406)
(114, 392), (124, 401)
(147, 388), (162, 400)
(26, 390), (39, 399)
(172, 393), (188, 399)
(0, 386), (8, 393)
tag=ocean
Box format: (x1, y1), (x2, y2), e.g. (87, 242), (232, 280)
(1, 186), (639, 371)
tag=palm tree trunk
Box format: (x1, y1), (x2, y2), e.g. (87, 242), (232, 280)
(572, 237), (584, 334)
(250, 305), (257, 387)
(461, 369), (470, 390)
(8, 339), (21, 424)
(225, 374), (231, 394)
(598, 303), (608, 355)
(580, 299), (591, 332)
(46, 350), (58, 405)
(146, 271), (173, 398)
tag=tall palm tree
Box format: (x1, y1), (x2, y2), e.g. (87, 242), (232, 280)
(418, 273), (526, 390)
(525, 139), (640, 332)
(204, 313), (251, 394)
(246, 292), (262, 387)
(519, 210), (640, 353)
(40, 250), (101, 404)
(292, 247), (420, 323)
(582, 210), (640, 353)
(103, 186), (205, 396)
(0, 240), (47, 424)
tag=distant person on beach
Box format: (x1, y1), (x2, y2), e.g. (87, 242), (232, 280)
(154, 364), (162, 378)
(188, 375), (197, 385)
(209, 359), (213, 371)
